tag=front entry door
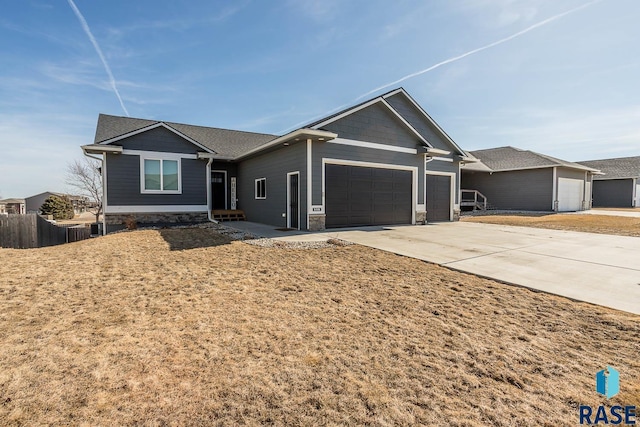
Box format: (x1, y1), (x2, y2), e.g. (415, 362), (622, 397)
(288, 173), (299, 229)
(212, 171), (226, 210)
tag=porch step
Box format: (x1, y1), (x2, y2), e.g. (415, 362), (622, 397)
(212, 209), (246, 221)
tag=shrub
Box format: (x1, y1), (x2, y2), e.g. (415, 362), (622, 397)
(124, 215), (138, 230)
(39, 195), (75, 220)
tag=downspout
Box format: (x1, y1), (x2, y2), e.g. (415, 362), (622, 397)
(101, 154), (107, 235)
(205, 158), (218, 224)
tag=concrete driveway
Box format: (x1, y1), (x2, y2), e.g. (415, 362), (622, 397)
(315, 223), (640, 315)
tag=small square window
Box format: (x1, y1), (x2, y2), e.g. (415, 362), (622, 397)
(255, 178), (266, 199)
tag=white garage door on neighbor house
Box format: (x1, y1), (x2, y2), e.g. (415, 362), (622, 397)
(558, 177), (584, 212)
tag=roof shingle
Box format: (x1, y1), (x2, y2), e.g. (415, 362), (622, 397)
(578, 156), (640, 180)
(468, 146), (599, 173)
(94, 114), (277, 159)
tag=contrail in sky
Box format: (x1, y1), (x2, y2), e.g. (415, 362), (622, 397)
(67, 0), (130, 116)
(282, 0), (601, 133)
(355, 0), (602, 101)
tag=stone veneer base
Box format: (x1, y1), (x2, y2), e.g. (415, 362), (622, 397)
(105, 212), (209, 227)
(308, 214), (326, 231)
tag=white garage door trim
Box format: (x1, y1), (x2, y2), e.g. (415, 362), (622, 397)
(557, 177), (584, 212)
(635, 180), (640, 207)
(321, 158), (418, 224)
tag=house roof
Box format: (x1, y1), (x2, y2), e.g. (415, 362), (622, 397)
(305, 87), (468, 157)
(466, 146), (600, 173)
(0, 198), (25, 204)
(577, 156), (640, 180)
(92, 88), (467, 160)
(95, 114), (278, 159)
(25, 191), (63, 201)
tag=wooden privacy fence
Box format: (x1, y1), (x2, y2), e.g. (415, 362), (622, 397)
(0, 214), (92, 249)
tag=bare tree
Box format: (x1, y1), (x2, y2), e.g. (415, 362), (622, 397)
(66, 158), (103, 223)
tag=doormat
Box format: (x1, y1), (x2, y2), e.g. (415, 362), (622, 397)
(274, 228), (296, 231)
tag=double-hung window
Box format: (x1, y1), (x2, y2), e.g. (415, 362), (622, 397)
(255, 178), (266, 199)
(141, 157), (181, 193)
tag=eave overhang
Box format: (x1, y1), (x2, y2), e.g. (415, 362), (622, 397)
(236, 128), (337, 160)
(82, 144), (123, 155)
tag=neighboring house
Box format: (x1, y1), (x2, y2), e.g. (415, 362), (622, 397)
(0, 198), (26, 215)
(461, 146), (600, 212)
(578, 156), (640, 207)
(25, 192), (90, 215)
(82, 88), (474, 233)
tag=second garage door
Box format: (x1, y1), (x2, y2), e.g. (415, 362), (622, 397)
(426, 174), (452, 222)
(325, 164), (412, 228)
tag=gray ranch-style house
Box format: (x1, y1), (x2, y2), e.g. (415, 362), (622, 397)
(82, 88), (475, 234)
(461, 146), (601, 212)
(578, 156), (640, 207)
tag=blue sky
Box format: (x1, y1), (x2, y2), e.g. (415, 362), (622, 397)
(1, 0), (639, 198)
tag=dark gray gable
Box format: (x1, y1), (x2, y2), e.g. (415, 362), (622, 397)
(114, 125), (202, 154)
(384, 92), (462, 155)
(320, 102), (422, 149)
(94, 114), (277, 158)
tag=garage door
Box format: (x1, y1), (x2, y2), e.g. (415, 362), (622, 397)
(426, 174), (451, 221)
(325, 164), (412, 228)
(557, 178), (584, 211)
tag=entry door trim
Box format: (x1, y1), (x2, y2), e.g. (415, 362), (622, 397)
(425, 170), (455, 221)
(212, 170), (228, 210)
(287, 171), (300, 230)
(321, 158), (417, 224)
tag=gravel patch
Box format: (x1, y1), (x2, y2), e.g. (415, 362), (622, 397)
(243, 238), (355, 249)
(112, 222), (354, 249)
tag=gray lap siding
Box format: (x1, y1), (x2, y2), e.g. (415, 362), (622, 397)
(322, 103), (422, 149)
(106, 153), (207, 206)
(237, 142), (306, 228)
(462, 168), (554, 211)
(556, 167), (586, 181)
(113, 126), (202, 154)
(385, 94), (457, 154)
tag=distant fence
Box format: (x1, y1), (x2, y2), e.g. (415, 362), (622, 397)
(0, 214), (91, 249)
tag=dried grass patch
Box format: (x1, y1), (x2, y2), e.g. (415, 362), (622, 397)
(462, 213), (640, 237)
(0, 228), (638, 425)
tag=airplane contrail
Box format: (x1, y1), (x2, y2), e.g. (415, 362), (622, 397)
(355, 0), (603, 101)
(67, 0), (130, 116)
(281, 0), (603, 133)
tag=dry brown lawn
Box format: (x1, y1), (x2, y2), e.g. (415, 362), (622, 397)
(462, 213), (640, 237)
(0, 228), (638, 426)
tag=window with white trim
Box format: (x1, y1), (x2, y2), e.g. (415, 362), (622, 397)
(141, 157), (181, 193)
(255, 178), (266, 199)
